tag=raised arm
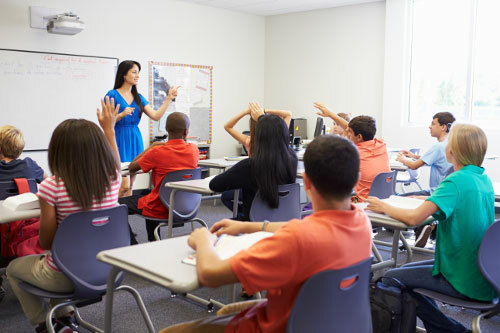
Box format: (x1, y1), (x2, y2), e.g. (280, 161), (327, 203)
(365, 196), (438, 226)
(265, 109), (292, 127)
(142, 85), (180, 121)
(313, 102), (349, 130)
(97, 97), (121, 167)
(224, 108), (251, 145)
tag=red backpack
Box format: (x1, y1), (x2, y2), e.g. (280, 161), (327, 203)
(0, 178), (44, 260)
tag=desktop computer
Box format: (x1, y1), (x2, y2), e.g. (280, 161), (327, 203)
(289, 118), (307, 144)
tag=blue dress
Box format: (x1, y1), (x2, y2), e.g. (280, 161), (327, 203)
(105, 89), (149, 162)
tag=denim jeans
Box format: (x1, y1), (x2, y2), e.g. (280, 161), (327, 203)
(383, 260), (470, 333)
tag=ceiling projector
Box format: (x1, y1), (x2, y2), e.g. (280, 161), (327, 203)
(46, 13), (84, 35)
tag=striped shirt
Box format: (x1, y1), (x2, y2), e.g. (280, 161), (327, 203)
(37, 173), (121, 271)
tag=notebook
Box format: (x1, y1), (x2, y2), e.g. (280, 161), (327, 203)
(182, 231), (273, 266)
(3, 192), (39, 211)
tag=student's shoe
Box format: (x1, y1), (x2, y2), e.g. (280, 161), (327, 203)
(414, 224), (433, 248)
(35, 319), (77, 333)
(58, 315), (79, 331)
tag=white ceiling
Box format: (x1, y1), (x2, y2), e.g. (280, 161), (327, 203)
(177, 0), (383, 16)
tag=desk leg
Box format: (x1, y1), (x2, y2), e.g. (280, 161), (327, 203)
(168, 189), (177, 238)
(232, 189), (240, 219)
(399, 233), (413, 264)
(104, 267), (120, 333)
(391, 230), (400, 267)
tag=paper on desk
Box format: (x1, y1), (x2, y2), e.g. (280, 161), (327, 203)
(182, 231), (273, 266)
(3, 192), (39, 211)
(223, 156), (248, 161)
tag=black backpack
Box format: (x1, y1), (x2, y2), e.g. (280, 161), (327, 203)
(370, 277), (418, 333)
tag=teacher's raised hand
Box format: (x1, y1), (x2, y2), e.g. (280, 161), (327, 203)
(167, 85), (181, 101)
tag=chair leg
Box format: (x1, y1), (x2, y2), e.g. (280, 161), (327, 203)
(191, 221), (195, 231)
(46, 300), (75, 333)
(416, 181), (423, 191)
(191, 218), (208, 228)
(372, 242), (383, 263)
(154, 223), (168, 241)
(74, 308), (103, 333)
(116, 285), (155, 333)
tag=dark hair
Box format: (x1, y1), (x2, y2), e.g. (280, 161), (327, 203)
(166, 112), (190, 137)
(113, 60), (145, 115)
(348, 115), (376, 141)
(433, 112), (456, 133)
(251, 114), (297, 208)
(248, 118), (257, 157)
(48, 119), (119, 210)
(304, 135), (360, 200)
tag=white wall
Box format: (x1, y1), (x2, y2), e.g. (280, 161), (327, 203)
(382, 0), (500, 182)
(264, 2), (386, 139)
(1, 0), (265, 186)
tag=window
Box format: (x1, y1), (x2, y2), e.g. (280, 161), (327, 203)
(407, 0), (500, 126)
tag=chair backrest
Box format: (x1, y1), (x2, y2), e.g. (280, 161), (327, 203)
(368, 171), (397, 199)
(477, 219), (500, 302)
(0, 179), (38, 200)
(405, 148), (421, 181)
(51, 205), (130, 298)
(444, 165), (454, 177)
(158, 168), (202, 222)
(287, 257), (373, 333)
(249, 183), (301, 222)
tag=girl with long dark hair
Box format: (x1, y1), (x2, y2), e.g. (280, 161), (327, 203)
(106, 60), (179, 196)
(210, 103), (297, 220)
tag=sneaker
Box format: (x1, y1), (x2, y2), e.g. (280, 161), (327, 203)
(414, 224), (433, 248)
(59, 315), (78, 331)
(35, 319), (77, 333)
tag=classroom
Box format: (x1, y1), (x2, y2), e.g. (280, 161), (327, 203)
(1, 0), (500, 332)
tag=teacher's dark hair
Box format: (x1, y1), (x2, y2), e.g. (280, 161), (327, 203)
(251, 114), (297, 208)
(48, 119), (119, 210)
(114, 60), (145, 115)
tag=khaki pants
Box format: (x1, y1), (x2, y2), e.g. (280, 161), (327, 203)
(159, 299), (266, 333)
(6, 254), (74, 325)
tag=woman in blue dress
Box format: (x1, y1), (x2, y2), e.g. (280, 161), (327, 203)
(106, 60), (178, 196)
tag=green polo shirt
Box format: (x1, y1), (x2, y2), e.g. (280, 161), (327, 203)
(426, 165), (496, 301)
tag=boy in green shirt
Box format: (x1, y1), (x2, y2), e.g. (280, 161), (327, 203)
(366, 123), (495, 333)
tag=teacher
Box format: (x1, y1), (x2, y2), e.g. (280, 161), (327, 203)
(106, 60), (179, 196)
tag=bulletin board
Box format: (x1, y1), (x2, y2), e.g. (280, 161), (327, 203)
(149, 61), (213, 144)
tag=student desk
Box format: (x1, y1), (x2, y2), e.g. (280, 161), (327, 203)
(198, 158), (241, 171)
(0, 201), (40, 224)
(98, 235), (199, 333)
(363, 207), (434, 271)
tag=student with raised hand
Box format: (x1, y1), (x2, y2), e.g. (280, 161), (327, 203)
(211, 103), (297, 221)
(119, 112), (199, 243)
(0, 125), (47, 182)
(365, 123), (495, 333)
(160, 135), (372, 333)
(397, 112), (456, 196)
(105, 60), (179, 196)
(314, 102), (390, 202)
(6, 97), (122, 332)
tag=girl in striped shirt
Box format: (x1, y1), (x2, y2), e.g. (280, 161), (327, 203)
(7, 97), (121, 333)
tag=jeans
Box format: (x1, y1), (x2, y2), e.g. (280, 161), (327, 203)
(384, 260), (470, 333)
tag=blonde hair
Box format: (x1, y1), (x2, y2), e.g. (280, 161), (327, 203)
(448, 123), (487, 167)
(0, 125), (25, 159)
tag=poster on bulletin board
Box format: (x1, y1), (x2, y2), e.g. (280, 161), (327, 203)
(149, 61), (213, 144)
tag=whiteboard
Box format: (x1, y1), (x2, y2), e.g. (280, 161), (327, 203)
(148, 61), (213, 144)
(0, 49), (118, 150)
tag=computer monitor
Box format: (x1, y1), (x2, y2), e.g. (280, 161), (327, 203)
(313, 117), (324, 137)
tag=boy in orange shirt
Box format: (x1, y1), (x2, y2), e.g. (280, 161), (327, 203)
(160, 135), (372, 333)
(314, 102), (390, 201)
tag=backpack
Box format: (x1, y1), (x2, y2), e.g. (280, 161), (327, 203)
(0, 178), (44, 265)
(370, 276), (417, 333)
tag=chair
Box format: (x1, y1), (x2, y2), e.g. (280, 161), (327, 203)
(249, 183), (301, 222)
(17, 205), (154, 333)
(396, 149), (423, 194)
(287, 257), (373, 333)
(0, 179), (38, 200)
(414, 219), (500, 333)
(368, 171), (397, 199)
(151, 168), (208, 240)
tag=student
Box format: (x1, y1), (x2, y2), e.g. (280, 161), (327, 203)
(366, 123), (495, 333)
(0, 125), (46, 183)
(314, 102), (390, 201)
(330, 112), (351, 136)
(119, 112), (199, 243)
(396, 112), (456, 195)
(160, 135), (372, 333)
(210, 103), (297, 221)
(6, 97), (122, 333)
(105, 60), (179, 196)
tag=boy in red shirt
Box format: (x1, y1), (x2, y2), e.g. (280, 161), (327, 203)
(314, 102), (390, 201)
(160, 135), (372, 333)
(119, 112), (199, 243)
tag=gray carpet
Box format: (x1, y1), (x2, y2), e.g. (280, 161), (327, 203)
(1, 200), (499, 332)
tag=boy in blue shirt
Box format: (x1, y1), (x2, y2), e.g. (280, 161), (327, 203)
(0, 125), (46, 183)
(396, 112), (456, 195)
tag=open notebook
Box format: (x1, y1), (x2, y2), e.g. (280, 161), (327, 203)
(182, 231), (273, 266)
